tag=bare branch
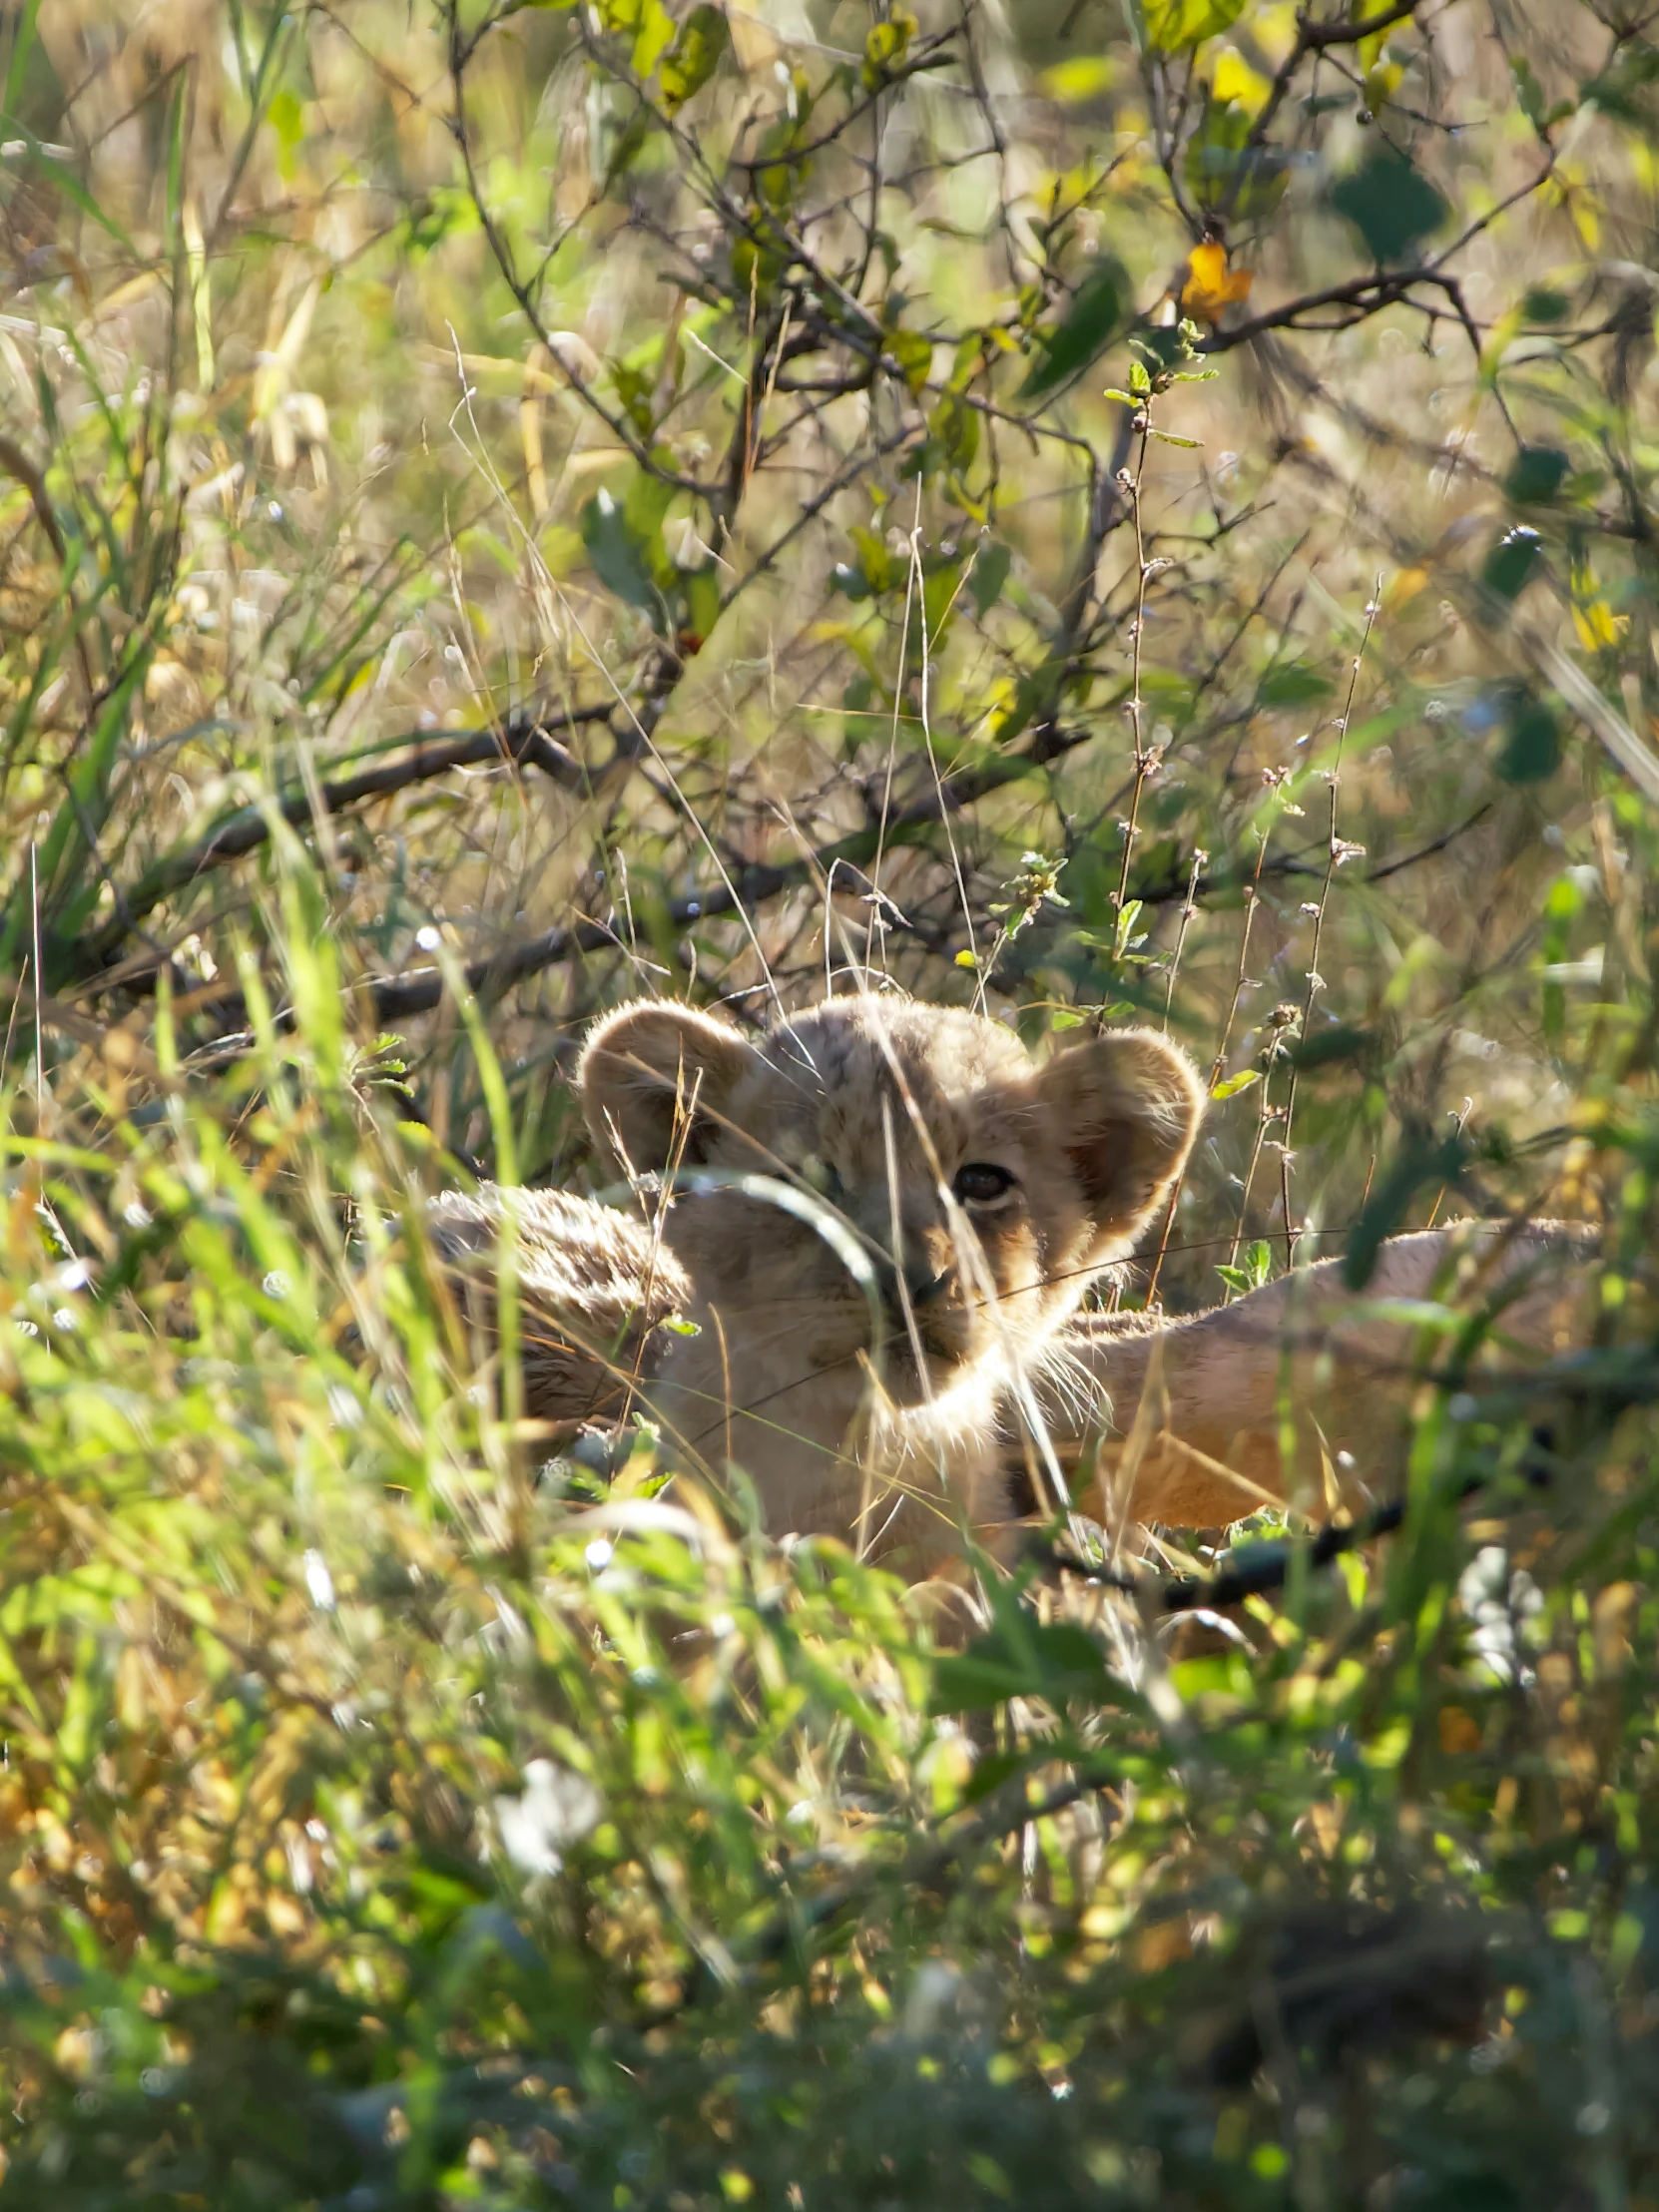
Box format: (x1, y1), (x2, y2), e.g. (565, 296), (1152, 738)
(71, 701), (619, 977)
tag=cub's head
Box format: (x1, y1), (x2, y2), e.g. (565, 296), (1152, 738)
(579, 994), (1202, 1404)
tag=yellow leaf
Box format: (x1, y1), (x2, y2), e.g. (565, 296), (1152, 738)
(1041, 55), (1118, 102)
(1252, 3), (1299, 64)
(1383, 565), (1429, 611)
(1573, 600), (1627, 650)
(1364, 58), (1403, 110)
(1135, 1919), (1192, 1971)
(1180, 240), (1254, 324)
(1212, 45), (1270, 109)
(1437, 1706), (1481, 1755)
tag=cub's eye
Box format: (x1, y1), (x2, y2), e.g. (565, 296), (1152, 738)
(953, 1162), (1016, 1207)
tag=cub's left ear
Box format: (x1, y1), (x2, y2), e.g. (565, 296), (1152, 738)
(1034, 1027), (1204, 1247)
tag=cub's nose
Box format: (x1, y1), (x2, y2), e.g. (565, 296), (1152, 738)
(874, 1257), (950, 1325)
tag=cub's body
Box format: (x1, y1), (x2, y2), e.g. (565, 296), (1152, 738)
(1046, 1223), (1591, 1527)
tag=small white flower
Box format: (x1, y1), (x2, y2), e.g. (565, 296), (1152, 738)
(904, 1960), (963, 2038)
(415, 924), (441, 952)
(1458, 1546), (1542, 1684)
(584, 1538), (614, 1572)
(302, 1549), (336, 1612)
(494, 1760), (602, 1877)
(285, 1836), (313, 1896)
(325, 1383), (363, 1429)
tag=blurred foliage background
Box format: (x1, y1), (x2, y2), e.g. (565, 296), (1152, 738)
(5, 0), (1659, 2201)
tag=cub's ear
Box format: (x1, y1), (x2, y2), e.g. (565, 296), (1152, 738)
(579, 999), (759, 1174)
(1034, 1027), (1204, 1247)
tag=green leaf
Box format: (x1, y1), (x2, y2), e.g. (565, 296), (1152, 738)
(1481, 525), (1545, 604)
(581, 488), (660, 617)
(622, 460), (676, 555)
(661, 5), (728, 113)
(1580, 43), (1659, 126)
(1209, 1068), (1261, 1101)
(847, 522), (895, 593)
(861, 8), (917, 90)
(1019, 257), (1131, 400)
(1257, 660), (1333, 707)
(1330, 148), (1448, 264)
(1284, 1022), (1372, 1072)
(682, 562), (721, 646)
(1497, 686), (1562, 783)
(931, 1617), (1113, 1713)
(970, 540), (1012, 616)
(3, 0), (42, 118)
(268, 87), (304, 174)
(1511, 54), (1549, 131)
(1143, 0), (1249, 52)
(629, 0), (676, 77)
(1184, 98), (1290, 217)
(1503, 445), (1569, 505)
(927, 390), (979, 471)
(884, 324), (934, 393)
(602, 104), (654, 189)
(1041, 55), (1119, 103)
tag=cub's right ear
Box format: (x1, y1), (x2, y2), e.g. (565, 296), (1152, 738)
(1033, 1025), (1205, 1252)
(578, 999), (758, 1174)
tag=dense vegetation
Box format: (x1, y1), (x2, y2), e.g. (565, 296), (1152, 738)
(5, 0), (1659, 2200)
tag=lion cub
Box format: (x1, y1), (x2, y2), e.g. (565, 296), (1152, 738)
(435, 994), (1202, 1577)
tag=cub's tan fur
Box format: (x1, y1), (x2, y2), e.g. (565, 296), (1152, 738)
(435, 993), (1202, 1575)
(429, 1185), (692, 1428)
(1040, 1221), (1592, 1527)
